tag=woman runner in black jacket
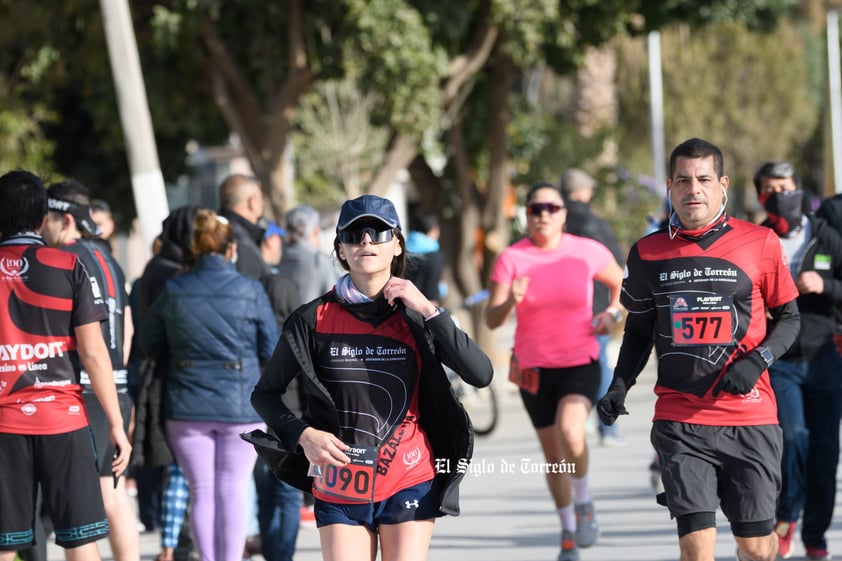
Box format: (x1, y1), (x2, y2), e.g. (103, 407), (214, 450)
(249, 195), (493, 561)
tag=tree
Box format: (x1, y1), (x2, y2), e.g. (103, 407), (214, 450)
(0, 0), (805, 352)
(615, 19), (820, 217)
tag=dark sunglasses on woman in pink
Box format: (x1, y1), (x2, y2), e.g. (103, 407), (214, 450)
(527, 202), (564, 216)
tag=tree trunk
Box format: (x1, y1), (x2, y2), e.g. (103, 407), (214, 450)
(200, 0), (311, 219)
(475, 50), (513, 364)
(572, 44), (618, 170)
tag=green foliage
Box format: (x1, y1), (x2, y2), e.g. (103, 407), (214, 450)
(293, 79), (390, 204)
(409, 0), (479, 48)
(343, 0), (446, 135)
(0, 0), (811, 235)
(492, 0), (558, 66)
(634, 0), (799, 32)
(0, 105), (56, 176)
(616, 19), (820, 216)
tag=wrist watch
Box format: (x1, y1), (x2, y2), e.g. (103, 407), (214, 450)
(606, 307), (623, 323)
(756, 345), (774, 367)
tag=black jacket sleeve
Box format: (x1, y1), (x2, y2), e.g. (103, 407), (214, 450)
(251, 310), (316, 451)
(423, 308), (493, 388)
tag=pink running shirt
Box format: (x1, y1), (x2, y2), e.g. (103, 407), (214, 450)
(490, 234), (613, 369)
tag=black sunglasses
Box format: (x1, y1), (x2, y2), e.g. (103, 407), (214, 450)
(339, 226), (396, 245)
(527, 202), (564, 216)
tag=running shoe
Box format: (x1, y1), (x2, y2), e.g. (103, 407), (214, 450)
(574, 501), (599, 548)
(557, 529), (579, 561)
(774, 520), (796, 559)
(805, 546), (831, 560)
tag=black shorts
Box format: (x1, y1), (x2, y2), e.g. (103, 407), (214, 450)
(314, 480), (439, 533)
(519, 359), (601, 429)
(651, 421), (781, 524)
(84, 390), (133, 476)
(0, 428), (107, 550)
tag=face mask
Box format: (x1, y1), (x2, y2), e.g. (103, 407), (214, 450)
(760, 190), (804, 237)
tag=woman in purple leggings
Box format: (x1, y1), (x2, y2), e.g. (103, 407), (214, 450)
(142, 209), (278, 561)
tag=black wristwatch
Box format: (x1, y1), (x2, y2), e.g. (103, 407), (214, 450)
(756, 346), (774, 367)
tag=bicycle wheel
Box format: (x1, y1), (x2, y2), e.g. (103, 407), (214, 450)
(458, 382), (499, 436)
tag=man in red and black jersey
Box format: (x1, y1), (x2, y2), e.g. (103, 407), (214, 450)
(598, 139), (801, 561)
(0, 170), (130, 561)
(42, 179), (139, 561)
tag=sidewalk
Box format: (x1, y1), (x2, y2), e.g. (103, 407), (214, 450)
(50, 337), (842, 561)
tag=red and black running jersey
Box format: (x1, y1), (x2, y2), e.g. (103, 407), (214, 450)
(0, 234), (107, 434)
(310, 300), (435, 503)
(623, 218), (799, 425)
(60, 239), (129, 387)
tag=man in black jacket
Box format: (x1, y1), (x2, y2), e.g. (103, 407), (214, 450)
(754, 161), (842, 560)
(218, 174), (271, 280)
(560, 168), (626, 446)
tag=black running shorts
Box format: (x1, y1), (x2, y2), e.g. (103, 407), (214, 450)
(519, 359), (601, 429)
(651, 420), (782, 523)
(0, 428), (108, 550)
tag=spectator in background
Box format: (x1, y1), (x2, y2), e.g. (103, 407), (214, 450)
(260, 219), (300, 325)
(0, 169), (131, 561)
(42, 180), (139, 561)
(252, 217), (302, 561)
(218, 174), (271, 280)
(254, 221), (303, 561)
(753, 161), (842, 561)
(91, 199), (116, 241)
(141, 209), (278, 561)
(276, 204), (339, 304)
(131, 206), (200, 561)
(405, 206), (445, 304)
(559, 169), (627, 447)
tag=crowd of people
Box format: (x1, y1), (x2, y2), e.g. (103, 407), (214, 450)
(3, 135), (842, 561)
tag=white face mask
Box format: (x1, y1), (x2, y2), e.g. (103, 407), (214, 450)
(229, 248), (238, 264)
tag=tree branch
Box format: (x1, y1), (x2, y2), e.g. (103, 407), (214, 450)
(443, 0), (498, 108)
(265, 0), (313, 167)
(198, 12), (264, 153)
(367, 133), (418, 196)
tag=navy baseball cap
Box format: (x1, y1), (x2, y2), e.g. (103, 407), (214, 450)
(336, 195), (401, 232)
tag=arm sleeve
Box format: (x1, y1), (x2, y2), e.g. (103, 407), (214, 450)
(612, 312), (656, 389)
(762, 299), (801, 360)
(425, 309), (494, 388)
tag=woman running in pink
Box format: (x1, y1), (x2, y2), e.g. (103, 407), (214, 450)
(486, 181), (623, 561)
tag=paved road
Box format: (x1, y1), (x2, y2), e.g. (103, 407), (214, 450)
(50, 339), (842, 561)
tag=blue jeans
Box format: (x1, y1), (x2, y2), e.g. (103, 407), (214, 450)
(596, 333), (619, 437)
(769, 342), (842, 551)
(254, 458), (301, 561)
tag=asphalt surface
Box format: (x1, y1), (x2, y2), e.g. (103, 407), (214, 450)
(48, 337), (842, 561)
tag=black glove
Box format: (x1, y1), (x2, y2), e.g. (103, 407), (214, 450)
(597, 377), (629, 426)
(712, 351), (766, 397)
